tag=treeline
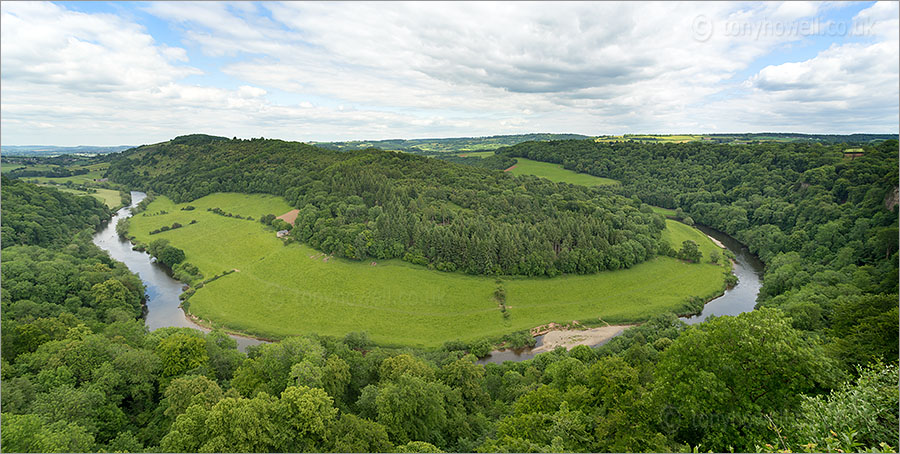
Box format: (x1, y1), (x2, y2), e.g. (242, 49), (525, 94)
(2, 180), (898, 453)
(6, 167), (90, 179)
(430, 152), (515, 171)
(0, 175), (110, 248)
(106, 136), (665, 276)
(499, 139), (899, 369)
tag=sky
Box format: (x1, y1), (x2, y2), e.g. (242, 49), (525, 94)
(1, 1), (897, 146)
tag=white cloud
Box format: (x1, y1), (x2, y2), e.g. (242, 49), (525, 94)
(0, 1), (896, 145)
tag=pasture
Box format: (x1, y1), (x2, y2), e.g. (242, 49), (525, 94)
(594, 134), (703, 143)
(650, 206), (678, 217)
(54, 187), (123, 209)
(456, 151), (495, 158)
(661, 219), (721, 260)
(129, 194), (727, 347)
(26, 162), (109, 185)
(507, 158), (619, 186)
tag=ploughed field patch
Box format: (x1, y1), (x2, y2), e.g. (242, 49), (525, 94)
(276, 209), (300, 225)
(129, 193), (729, 347)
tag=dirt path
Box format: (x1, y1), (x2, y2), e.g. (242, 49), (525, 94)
(504, 164), (518, 172)
(531, 325), (631, 353)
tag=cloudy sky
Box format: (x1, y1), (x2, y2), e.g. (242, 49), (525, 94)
(1, 1), (897, 146)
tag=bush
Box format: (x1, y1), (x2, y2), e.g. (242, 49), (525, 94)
(677, 240), (702, 263)
(157, 245), (186, 268)
(469, 339), (493, 358)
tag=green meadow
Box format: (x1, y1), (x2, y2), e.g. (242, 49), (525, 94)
(650, 206), (678, 217)
(661, 219), (721, 259)
(27, 163), (109, 185)
(593, 134), (703, 143)
(54, 187), (123, 209)
(507, 158), (619, 186)
(456, 151), (496, 158)
(129, 193), (727, 347)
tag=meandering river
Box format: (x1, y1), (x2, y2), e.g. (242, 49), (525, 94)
(93, 192), (265, 351)
(477, 225), (765, 364)
(96, 192), (763, 359)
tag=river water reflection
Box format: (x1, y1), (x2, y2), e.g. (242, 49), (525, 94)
(92, 191), (265, 352)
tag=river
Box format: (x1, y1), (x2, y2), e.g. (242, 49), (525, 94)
(93, 191), (266, 351)
(477, 225), (764, 365)
(95, 193), (762, 359)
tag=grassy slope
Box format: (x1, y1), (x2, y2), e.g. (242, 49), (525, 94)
(661, 220), (721, 259)
(507, 158), (619, 186)
(130, 194), (726, 347)
(54, 187), (122, 209)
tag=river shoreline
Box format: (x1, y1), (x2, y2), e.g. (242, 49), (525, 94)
(531, 325), (633, 353)
(478, 223), (764, 364)
(99, 192), (762, 359)
(93, 191), (266, 351)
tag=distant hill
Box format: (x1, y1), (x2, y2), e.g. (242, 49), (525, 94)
(1, 145), (133, 157)
(312, 133), (591, 153)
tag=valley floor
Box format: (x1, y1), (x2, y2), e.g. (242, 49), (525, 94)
(129, 193), (728, 347)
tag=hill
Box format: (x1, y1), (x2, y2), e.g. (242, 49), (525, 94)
(107, 135), (664, 276)
(312, 133), (591, 153)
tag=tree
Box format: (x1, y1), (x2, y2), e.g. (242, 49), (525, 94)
(375, 375), (450, 445)
(329, 413), (394, 452)
(162, 375), (223, 420)
(653, 308), (840, 451)
(157, 245), (186, 268)
(778, 362), (899, 452)
(677, 240), (702, 263)
(1, 413), (95, 453)
(156, 333), (209, 378)
(147, 238), (170, 258)
(276, 386), (338, 452)
(709, 249), (720, 264)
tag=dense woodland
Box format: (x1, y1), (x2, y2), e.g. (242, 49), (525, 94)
(1, 136), (898, 453)
(0, 176), (110, 248)
(106, 135), (665, 276)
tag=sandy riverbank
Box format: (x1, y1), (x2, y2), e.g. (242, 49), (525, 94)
(531, 325), (632, 353)
(705, 233), (726, 249)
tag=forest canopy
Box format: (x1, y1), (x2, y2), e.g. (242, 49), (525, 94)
(106, 135), (666, 276)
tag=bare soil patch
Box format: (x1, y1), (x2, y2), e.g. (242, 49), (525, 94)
(276, 209), (300, 225)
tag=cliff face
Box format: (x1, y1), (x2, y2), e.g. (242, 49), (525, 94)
(885, 186), (899, 211)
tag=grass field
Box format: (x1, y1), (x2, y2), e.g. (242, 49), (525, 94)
(594, 135), (703, 144)
(507, 158), (619, 186)
(1, 162), (28, 173)
(650, 206), (678, 217)
(53, 187), (123, 209)
(129, 193), (726, 347)
(456, 151), (495, 158)
(27, 163), (108, 185)
(1, 163), (57, 173)
(661, 220), (721, 259)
